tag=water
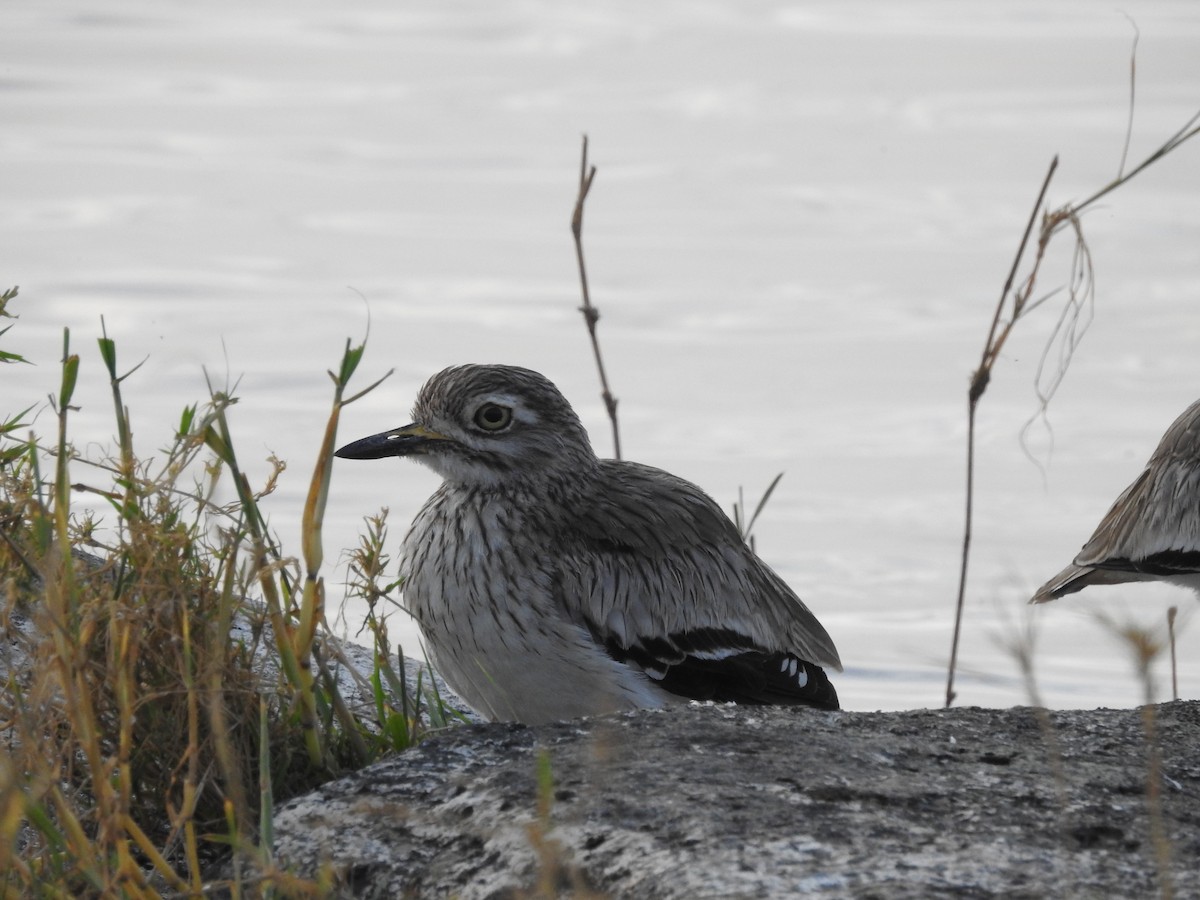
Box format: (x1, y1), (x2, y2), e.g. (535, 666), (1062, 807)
(5, 0), (1200, 711)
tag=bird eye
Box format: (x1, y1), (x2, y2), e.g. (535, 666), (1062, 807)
(472, 403), (513, 432)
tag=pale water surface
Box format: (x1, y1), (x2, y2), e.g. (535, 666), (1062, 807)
(5, 0), (1200, 711)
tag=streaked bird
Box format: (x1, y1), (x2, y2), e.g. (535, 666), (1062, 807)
(335, 364), (842, 724)
(1032, 398), (1200, 604)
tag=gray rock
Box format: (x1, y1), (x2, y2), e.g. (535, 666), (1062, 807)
(272, 701), (1200, 898)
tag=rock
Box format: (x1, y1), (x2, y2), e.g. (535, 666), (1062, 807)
(271, 701), (1200, 898)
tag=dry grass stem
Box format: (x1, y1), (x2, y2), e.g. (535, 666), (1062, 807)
(1118, 14), (1140, 179)
(570, 135), (621, 460)
(1167, 606), (1178, 702)
(944, 158), (1058, 708)
(732, 472), (785, 555)
(520, 749), (603, 900)
(1098, 617), (1174, 899)
(995, 609), (1068, 825)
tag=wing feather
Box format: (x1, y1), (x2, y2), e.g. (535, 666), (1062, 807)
(1075, 400), (1200, 568)
(1033, 400), (1200, 603)
(551, 460), (841, 708)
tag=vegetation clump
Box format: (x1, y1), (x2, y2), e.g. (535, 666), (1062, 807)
(0, 286), (455, 896)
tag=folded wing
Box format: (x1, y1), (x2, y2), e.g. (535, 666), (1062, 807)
(555, 460), (841, 709)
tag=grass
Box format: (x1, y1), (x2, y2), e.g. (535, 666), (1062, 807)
(0, 287), (460, 896)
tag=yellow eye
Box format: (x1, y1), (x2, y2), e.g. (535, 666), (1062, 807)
(473, 403), (513, 432)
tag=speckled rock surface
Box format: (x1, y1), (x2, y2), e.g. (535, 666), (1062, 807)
(272, 701), (1200, 898)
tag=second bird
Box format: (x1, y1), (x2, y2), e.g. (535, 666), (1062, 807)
(336, 364), (842, 724)
(1033, 397), (1200, 604)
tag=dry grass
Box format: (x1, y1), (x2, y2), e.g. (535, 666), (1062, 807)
(1097, 614), (1176, 900)
(997, 602), (1183, 898)
(0, 295), (456, 896)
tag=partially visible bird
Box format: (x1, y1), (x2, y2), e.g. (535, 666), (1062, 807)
(336, 364), (842, 724)
(1032, 398), (1200, 604)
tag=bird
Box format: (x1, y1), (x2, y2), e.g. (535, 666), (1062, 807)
(335, 364), (842, 724)
(1032, 397), (1200, 604)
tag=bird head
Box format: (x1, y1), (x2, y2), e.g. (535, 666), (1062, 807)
(335, 364), (599, 489)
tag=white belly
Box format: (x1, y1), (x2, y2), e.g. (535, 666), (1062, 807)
(400, 491), (668, 724)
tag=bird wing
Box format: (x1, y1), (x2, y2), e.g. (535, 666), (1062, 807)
(1073, 399), (1200, 576)
(551, 460), (841, 709)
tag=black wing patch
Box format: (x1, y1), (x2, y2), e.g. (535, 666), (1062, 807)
(589, 623), (839, 711)
(1097, 550), (1200, 577)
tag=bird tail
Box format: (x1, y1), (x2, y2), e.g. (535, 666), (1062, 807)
(1030, 563), (1145, 604)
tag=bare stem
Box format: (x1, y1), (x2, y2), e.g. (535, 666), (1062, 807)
(1118, 14), (1140, 179)
(945, 158), (1057, 708)
(944, 400), (976, 708)
(976, 157), (1059, 389)
(1070, 110), (1200, 223)
(571, 135), (621, 460)
(1167, 606), (1178, 702)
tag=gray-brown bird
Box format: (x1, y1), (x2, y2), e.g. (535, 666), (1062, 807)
(336, 364), (842, 724)
(1033, 398), (1200, 604)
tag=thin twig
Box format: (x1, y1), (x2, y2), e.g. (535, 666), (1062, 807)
(1118, 14), (1140, 179)
(1069, 110), (1200, 222)
(997, 610), (1070, 839)
(732, 472), (785, 554)
(1167, 606), (1178, 702)
(1018, 212), (1097, 464)
(945, 157), (1057, 709)
(570, 135), (621, 460)
(975, 158), (1060, 392)
(1097, 616), (1176, 900)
